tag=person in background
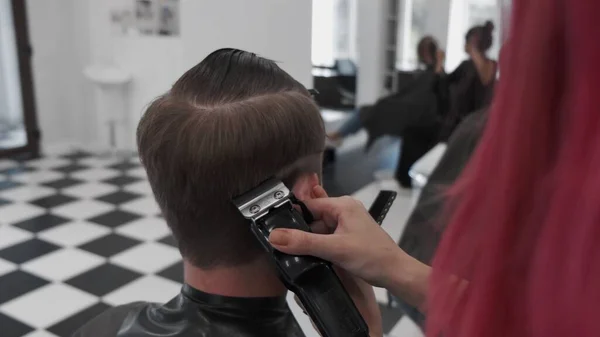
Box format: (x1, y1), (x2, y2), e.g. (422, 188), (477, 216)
(269, 0), (600, 335)
(327, 36), (443, 144)
(396, 43), (506, 324)
(438, 21), (497, 140)
(72, 48), (382, 337)
(401, 44), (510, 271)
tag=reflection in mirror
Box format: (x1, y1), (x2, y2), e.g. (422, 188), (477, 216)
(398, 0), (429, 71)
(398, 0), (502, 72)
(0, 0), (26, 150)
(446, 0), (501, 71)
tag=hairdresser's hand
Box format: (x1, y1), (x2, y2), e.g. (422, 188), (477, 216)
(300, 186), (382, 337)
(271, 187), (408, 289)
(275, 187), (432, 313)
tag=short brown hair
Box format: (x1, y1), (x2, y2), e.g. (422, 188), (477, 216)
(137, 49), (325, 268)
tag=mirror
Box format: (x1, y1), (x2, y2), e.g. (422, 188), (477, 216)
(0, 0), (26, 150)
(0, 0), (39, 158)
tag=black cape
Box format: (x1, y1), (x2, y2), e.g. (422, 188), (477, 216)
(73, 284), (305, 337)
(438, 60), (495, 140)
(359, 60), (495, 148)
(361, 69), (442, 149)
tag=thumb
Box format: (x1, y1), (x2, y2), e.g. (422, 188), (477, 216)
(269, 228), (339, 261)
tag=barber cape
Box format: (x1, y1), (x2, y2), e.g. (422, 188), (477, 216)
(360, 69), (443, 149)
(73, 284), (305, 337)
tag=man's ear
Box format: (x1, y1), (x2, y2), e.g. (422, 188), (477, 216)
(291, 173), (320, 201)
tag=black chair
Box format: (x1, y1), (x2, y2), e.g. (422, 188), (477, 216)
(312, 59), (357, 109)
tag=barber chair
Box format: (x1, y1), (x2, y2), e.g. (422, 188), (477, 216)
(312, 59), (357, 109)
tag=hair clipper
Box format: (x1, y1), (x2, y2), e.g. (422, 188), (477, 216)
(233, 178), (369, 337)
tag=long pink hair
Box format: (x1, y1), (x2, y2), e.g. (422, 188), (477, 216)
(428, 0), (600, 336)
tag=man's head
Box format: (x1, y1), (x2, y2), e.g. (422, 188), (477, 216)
(138, 48), (325, 268)
(417, 36), (439, 67)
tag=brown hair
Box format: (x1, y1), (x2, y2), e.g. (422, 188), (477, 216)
(466, 20), (495, 53)
(417, 36), (439, 66)
(137, 48), (325, 268)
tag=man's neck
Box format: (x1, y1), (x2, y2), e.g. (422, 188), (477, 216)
(184, 258), (287, 298)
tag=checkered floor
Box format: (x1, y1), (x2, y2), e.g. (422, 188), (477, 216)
(0, 150), (414, 337)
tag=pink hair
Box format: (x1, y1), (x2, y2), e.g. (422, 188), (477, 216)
(428, 0), (600, 336)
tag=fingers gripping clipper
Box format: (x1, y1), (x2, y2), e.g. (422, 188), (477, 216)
(233, 178), (369, 337)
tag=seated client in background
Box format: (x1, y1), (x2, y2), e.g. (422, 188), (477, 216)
(73, 48), (356, 337)
(327, 36), (445, 146)
(327, 36), (447, 187)
(438, 21), (497, 140)
(393, 21), (497, 187)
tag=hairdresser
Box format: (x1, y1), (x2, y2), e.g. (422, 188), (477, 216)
(327, 36), (444, 153)
(438, 21), (497, 140)
(270, 0), (600, 335)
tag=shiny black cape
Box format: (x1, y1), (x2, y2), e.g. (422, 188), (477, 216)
(72, 285), (305, 337)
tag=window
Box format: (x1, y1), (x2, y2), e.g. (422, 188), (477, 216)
(311, 0), (356, 67)
(398, 0), (429, 70)
(446, 0), (501, 71)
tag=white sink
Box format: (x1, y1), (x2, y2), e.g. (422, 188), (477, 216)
(84, 65), (132, 86)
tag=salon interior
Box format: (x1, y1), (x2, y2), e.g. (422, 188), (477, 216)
(0, 0), (503, 336)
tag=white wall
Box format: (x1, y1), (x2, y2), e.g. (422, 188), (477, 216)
(83, 0), (184, 150)
(355, 0), (387, 105)
(312, 0), (337, 67)
(26, 0), (88, 149)
(425, 0), (452, 50)
(311, 0), (358, 67)
(25, 0), (313, 152)
(181, 0), (313, 88)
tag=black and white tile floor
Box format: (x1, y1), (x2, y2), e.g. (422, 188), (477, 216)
(0, 150), (422, 337)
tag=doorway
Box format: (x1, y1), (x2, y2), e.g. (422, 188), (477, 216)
(0, 0), (39, 158)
